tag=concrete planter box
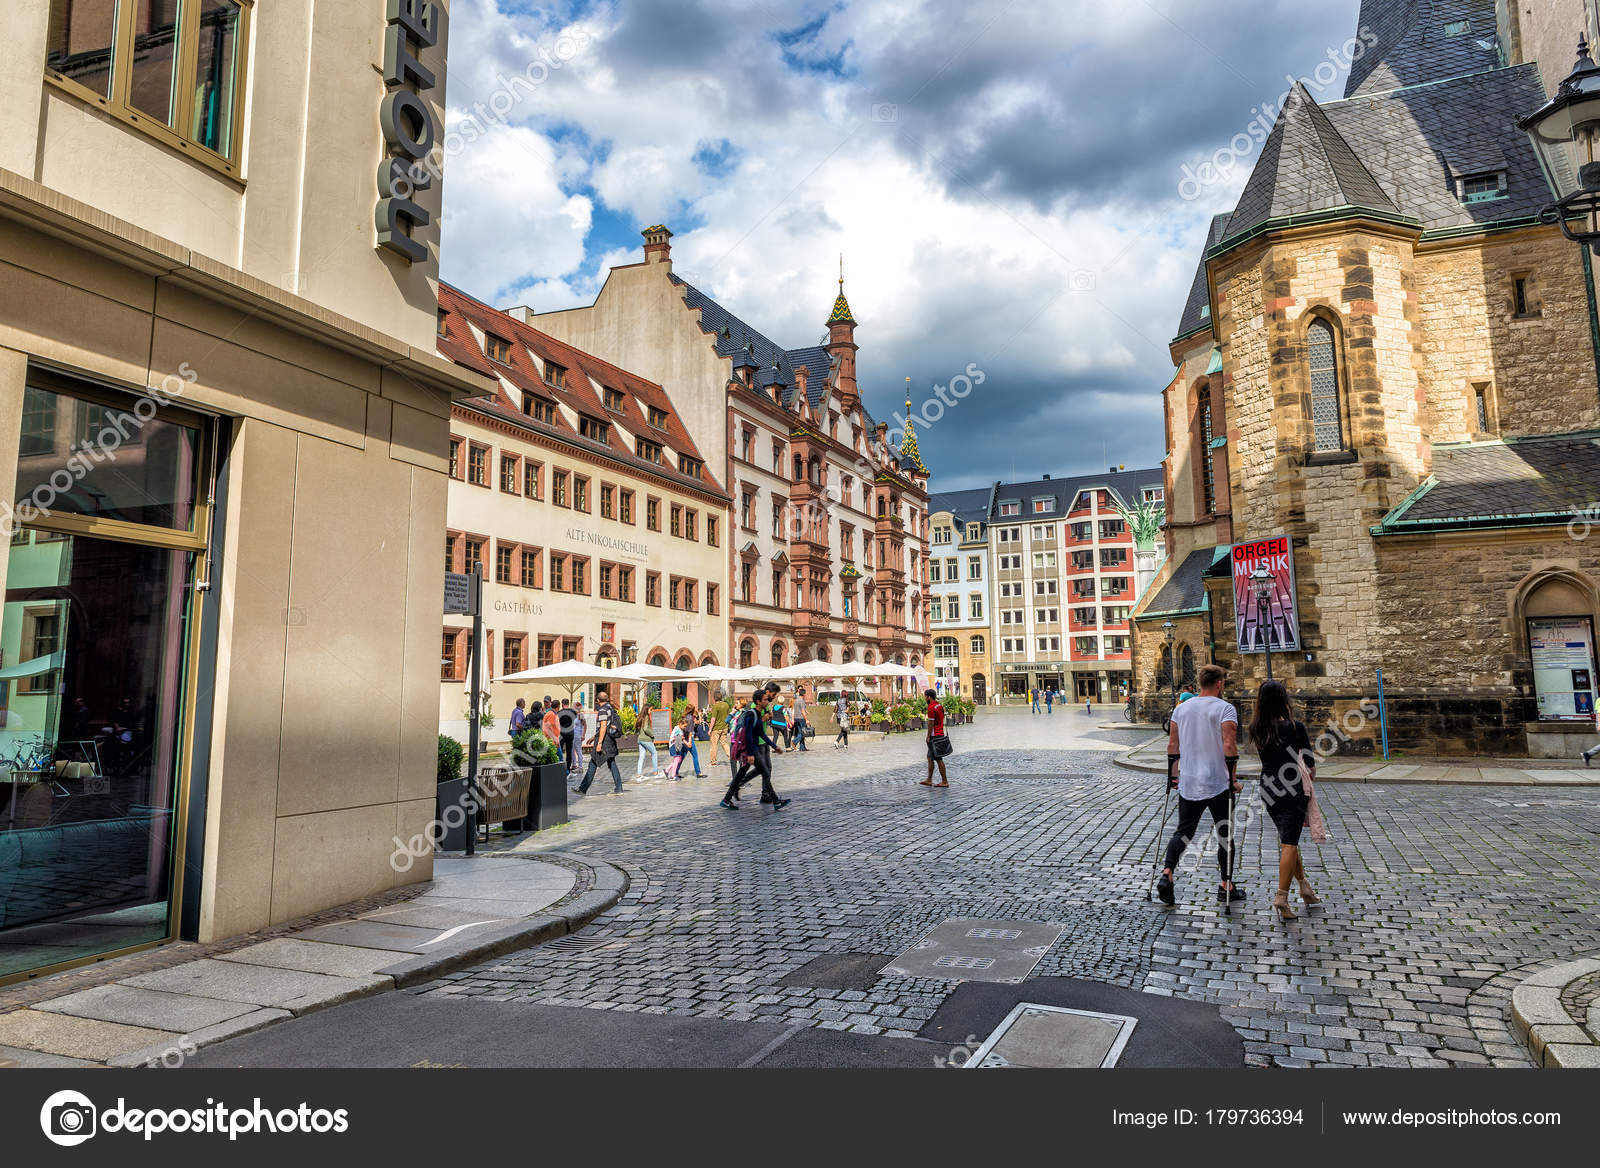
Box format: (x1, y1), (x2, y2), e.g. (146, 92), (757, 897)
(434, 778), (475, 850)
(532, 761), (569, 829)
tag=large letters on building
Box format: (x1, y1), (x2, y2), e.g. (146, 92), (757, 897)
(1231, 535), (1300, 654)
(376, 0), (440, 264)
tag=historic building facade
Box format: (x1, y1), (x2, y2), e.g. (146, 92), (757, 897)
(0, 0), (490, 984)
(929, 490), (991, 701)
(520, 228), (930, 679)
(1132, 0), (1600, 756)
(976, 470), (1165, 703)
(433, 285), (730, 730)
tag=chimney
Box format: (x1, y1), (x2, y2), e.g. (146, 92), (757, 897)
(642, 224), (673, 266)
(1042, 473), (1051, 480)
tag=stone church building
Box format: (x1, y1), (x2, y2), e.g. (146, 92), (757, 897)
(1131, 0), (1600, 756)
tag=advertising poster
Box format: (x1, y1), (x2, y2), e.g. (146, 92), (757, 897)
(1529, 618), (1597, 721)
(1231, 535), (1301, 654)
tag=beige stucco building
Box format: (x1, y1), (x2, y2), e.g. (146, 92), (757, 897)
(434, 284), (730, 732)
(1132, 0), (1600, 756)
(0, 0), (490, 985)
(520, 228), (932, 684)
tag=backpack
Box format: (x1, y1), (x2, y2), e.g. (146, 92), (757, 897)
(729, 710), (754, 761)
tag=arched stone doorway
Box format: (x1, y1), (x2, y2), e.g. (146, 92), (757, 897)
(972, 673), (987, 704)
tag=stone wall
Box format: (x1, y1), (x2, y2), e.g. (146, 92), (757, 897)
(1413, 228), (1600, 443)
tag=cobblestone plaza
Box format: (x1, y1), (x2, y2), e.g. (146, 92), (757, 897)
(407, 710), (1600, 1068)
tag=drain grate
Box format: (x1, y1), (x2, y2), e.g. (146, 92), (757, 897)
(542, 934), (626, 954)
(966, 928), (1022, 940)
(934, 955), (996, 970)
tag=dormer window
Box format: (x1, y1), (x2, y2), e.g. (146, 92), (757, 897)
(578, 415), (610, 443)
(967, 523), (981, 541)
(543, 361), (567, 389)
(648, 406), (669, 429)
(1443, 18), (1470, 36)
(436, 310), (448, 337)
(1032, 497), (1055, 514)
(999, 501), (1020, 517)
(1457, 171), (1506, 204)
(486, 334), (512, 364)
(525, 395), (556, 425)
(636, 439), (663, 465)
(602, 387), (626, 412)
(679, 455), (703, 479)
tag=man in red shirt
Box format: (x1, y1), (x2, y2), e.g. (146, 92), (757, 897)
(920, 688), (949, 788)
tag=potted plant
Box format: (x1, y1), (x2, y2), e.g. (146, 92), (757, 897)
(435, 734), (473, 850)
(889, 702), (911, 731)
(870, 697), (889, 730)
(509, 726), (567, 830)
(617, 703), (640, 753)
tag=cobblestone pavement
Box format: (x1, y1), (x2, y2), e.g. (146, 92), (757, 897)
(425, 711), (1600, 1067)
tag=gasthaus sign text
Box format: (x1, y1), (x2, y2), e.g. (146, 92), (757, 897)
(1231, 535), (1301, 654)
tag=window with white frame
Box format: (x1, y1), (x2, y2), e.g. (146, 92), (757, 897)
(1032, 551), (1056, 569)
(967, 557), (982, 580)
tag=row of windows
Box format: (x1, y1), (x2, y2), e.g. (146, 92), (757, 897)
(930, 595), (986, 622)
(928, 556), (983, 582)
(449, 439), (719, 546)
(442, 629), (587, 682)
(932, 635), (986, 657)
(446, 533), (719, 614)
(995, 635), (1129, 656)
(1000, 520), (1128, 543)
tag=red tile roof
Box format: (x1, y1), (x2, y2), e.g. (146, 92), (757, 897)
(437, 283), (726, 499)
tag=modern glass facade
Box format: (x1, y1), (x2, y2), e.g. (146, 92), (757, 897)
(0, 375), (205, 982)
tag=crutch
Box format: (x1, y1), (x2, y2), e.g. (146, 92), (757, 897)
(1146, 772), (1177, 901)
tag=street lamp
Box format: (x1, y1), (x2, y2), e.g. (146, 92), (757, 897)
(1519, 34), (1600, 252)
(1249, 565), (1274, 680)
(1161, 619), (1176, 713)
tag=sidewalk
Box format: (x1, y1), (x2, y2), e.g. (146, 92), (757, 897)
(0, 852), (626, 1068)
(1114, 733), (1600, 786)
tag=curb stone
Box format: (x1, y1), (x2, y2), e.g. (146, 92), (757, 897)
(1509, 957), (1600, 1068)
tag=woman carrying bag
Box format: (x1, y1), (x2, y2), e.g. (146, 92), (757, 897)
(1249, 679), (1324, 920)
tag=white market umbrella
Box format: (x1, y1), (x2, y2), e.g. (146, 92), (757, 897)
(676, 664), (743, 682)
(771, 659), (851, 681)
(492, 660), (631, 699)
(610, 662), (684, 682)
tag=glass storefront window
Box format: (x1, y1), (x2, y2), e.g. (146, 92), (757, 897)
(0, 535), (193, 980)
(14, 384), (198, 530)
(2, 375), (206, 984)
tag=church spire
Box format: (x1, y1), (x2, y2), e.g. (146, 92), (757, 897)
(900, 376), (928, 475)
(829, 254), (855, 324)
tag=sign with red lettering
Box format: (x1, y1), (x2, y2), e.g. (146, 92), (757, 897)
(1230, 535), (1300, 654)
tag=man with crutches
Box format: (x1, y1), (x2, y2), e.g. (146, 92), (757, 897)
(1155, 664), (1242, 909)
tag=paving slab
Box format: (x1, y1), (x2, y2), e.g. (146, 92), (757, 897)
(356, 903), (517, 931)
(0, 1042), (99, 1068)
(401, 894), (568, 918)
(33, 984), (260, 1032)
(218, 938), (412, 979)
(107, 1009), (292, 1068)
(120, 959), (388, 1014)
(0, 1009), (178, 1062)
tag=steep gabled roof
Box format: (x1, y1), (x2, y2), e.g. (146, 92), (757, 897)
(929, 487), (994, 527)
(436, 282), (727, 498)
(1344, 0), (1499, 99)
(1173, 213), (1232, 341)
(1223, 83), (1402, 242)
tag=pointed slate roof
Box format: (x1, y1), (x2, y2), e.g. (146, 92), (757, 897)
(899, 397), (927, 475)
(828, 287), (855, 324)
(1173, 213), (1232, 341)
(1344, 0), (1499, 99)
(1224, 83), (1402, 243)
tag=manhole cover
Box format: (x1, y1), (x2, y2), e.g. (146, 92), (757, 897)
(883, 918), (1065, 983)
(966, 1004), (1137, 1068)
(543, 934), (626, 953)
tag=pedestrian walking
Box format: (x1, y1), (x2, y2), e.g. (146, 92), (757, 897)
(577, 689), (625, 795)
(708, 690), (731, 765)
(919, 688), (950, 787)
(1250, 680), (1322, 919)
(1045, 688), (1053, 715)
(792, 686), (810, 751)
(722, 690), (789, 809)
(636, 710), (664, 780)
(769, 693), (791, 749)
(509, 697), (528, 736)
(1155, 664), (1242, 907)
(541, 697), (560, 743)
(680, 709), (704, 776)
(569, 699), (587, 777)
(1031, 687), (1040, 715)
(834, 693), (849, 747)
(557, 698), (576, 770)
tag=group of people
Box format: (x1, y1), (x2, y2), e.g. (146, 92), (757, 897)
(1157, 665), (1324, 921)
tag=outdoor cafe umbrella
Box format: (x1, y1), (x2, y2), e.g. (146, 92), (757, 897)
(492, 659), (631, 699)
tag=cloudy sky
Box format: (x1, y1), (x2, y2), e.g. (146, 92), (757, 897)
(438, 0), (1365, 490)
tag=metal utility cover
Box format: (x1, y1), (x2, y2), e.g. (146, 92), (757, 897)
(882, 918), (1064, 983)
(966, 1004), (1138, 1068)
